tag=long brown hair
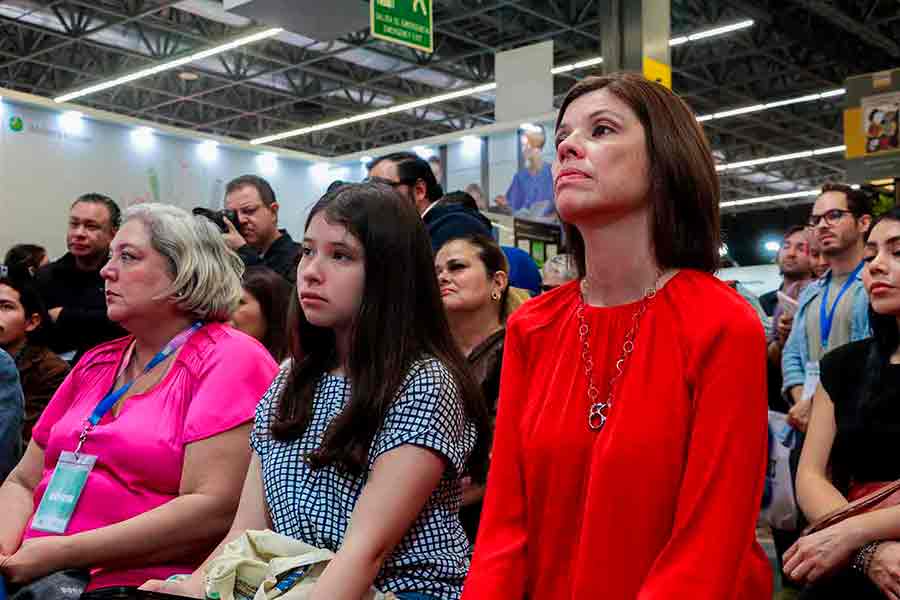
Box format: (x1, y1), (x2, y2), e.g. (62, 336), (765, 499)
(556, 72), (721, 275)
(273, 183), (490, 479)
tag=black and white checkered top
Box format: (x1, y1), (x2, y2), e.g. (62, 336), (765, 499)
(251, 357), (476, 599)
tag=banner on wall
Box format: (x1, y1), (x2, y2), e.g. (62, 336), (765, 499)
(861, 91), (900, 155)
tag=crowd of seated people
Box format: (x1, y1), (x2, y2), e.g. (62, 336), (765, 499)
(2, 71), (898, 600)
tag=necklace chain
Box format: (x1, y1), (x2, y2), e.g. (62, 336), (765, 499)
(576, 272), (663, 431)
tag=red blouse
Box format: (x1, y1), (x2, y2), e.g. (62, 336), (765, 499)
(462, 271), (772, 599)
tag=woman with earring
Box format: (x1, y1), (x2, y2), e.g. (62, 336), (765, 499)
(782, 207), (900, 599)
(462, 73), (771, 599)
(435, 233), (515, 543)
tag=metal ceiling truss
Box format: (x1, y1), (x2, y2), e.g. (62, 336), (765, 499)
(2, 0), (897, 209)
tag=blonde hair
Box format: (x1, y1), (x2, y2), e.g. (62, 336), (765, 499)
(122, 203), (244, 322)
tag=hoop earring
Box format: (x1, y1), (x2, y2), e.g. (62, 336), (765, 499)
(491, 291), (501, 301)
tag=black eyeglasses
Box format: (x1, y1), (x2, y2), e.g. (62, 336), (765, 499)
(807, 209), (853, 228)
(364, 176), (417, 188)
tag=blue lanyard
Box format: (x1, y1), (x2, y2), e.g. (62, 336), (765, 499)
(74, 322), (202, 454)
(818, 262), (864, 348)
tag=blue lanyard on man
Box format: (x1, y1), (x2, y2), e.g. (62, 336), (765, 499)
(818, 261), (864, 349)
(73, 321), (203, 457)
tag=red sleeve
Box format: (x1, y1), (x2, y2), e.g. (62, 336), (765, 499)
(462, 319), (529, 599)
(637, 310), (772, 598)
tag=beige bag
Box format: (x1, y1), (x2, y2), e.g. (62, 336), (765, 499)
(205, 529), (398, 600)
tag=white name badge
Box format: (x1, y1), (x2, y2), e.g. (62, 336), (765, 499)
(801, 361), (820, 402)
(31, 451), (97, 534)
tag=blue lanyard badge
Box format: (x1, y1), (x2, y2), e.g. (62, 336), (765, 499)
(73, 321), (203, 456)
(818, 262), (864, 349)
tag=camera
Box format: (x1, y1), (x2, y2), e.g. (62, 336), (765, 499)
(192, 208), (238, 234)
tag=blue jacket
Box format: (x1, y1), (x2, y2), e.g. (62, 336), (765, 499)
(781, 271), (870, 393)
(0, 348), (23, 480)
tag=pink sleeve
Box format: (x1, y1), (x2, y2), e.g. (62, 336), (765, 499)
(182, 334), (278, 444)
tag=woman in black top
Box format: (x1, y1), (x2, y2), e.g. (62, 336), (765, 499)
(784, 206), (900, 599)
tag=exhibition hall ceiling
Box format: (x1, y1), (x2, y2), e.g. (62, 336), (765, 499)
(1, 0), (898, 209)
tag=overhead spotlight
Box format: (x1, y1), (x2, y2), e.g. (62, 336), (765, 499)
(256, 153), (278, 175)
(59, 111), (84, 135)
(197, 140), (218, 162)
(764, 240), (781, 253)
(360, 155), (373, 165)
(131, 127), (155, 149)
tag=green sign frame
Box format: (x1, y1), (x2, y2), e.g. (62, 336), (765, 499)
(371, 0), (433, 54)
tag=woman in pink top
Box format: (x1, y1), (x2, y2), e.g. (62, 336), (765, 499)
(0, 203), (278, 592)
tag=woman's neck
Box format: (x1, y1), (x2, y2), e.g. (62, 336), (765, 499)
(579, 207), (662, 307)
(448, 305), (503, 357)
(129, 314), (194, 371)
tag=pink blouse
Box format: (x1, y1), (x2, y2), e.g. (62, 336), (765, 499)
(25, 323), (278, 590)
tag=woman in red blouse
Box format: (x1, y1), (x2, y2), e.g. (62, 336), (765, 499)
(462, 73), (772, 599)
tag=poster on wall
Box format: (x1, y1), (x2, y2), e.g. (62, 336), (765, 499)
(861, 91), (900, 155)
(490, 123), (557, 221)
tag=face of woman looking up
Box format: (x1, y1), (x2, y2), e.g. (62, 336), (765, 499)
(552, 88), (651, 226)
(863, 218), (900, 316)
(435, 239), (505, 315)
(101, 219), (178, 327)
(297, 212), (366, 332)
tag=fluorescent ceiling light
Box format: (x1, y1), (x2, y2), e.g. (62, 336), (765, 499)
(251, 82), (498, 145)
(54, 27), (283, 103)
(671, 19), (755, 45)
(251, 21), (754, 146)
(698, 88), (845, 123)
(551, 56), (604, 75)
(716, 145), (845, 172)
(720, 190), (819, 208)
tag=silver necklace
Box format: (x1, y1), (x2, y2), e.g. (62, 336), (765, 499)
(576, 272), (663, 431)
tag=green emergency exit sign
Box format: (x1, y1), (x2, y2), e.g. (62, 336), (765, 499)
(371, 0), (433, 53)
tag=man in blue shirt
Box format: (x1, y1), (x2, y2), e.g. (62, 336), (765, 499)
(782, 183), (873, 431)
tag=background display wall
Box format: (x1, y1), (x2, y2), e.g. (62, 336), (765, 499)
(0, 99), (324, 259)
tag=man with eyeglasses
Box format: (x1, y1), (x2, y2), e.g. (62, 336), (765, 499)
(782, 183), (873, 433)
(367, 152), (492, 252)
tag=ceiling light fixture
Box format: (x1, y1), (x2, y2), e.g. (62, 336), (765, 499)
(251, 82), (498, 145)
(54, 27), (283, 103)
(669, 19), (755, 46)
(697, 88), (846, 123)
(720, 190), (819, 209)
(716, 145), (845, 172)
(251, 20), (755, 146)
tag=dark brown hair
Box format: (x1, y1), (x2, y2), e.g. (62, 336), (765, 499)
(555, 72), (721, 275)
(819, 182), (873, 219)
(225, 175), (277, 207)
(273, 183), (490, 479)
(241, 266), (291, 362)
(443, 233), (512, 321)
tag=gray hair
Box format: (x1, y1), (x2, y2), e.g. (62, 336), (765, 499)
(122, 203), (244, 322)
(542, 253), (577, 282)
